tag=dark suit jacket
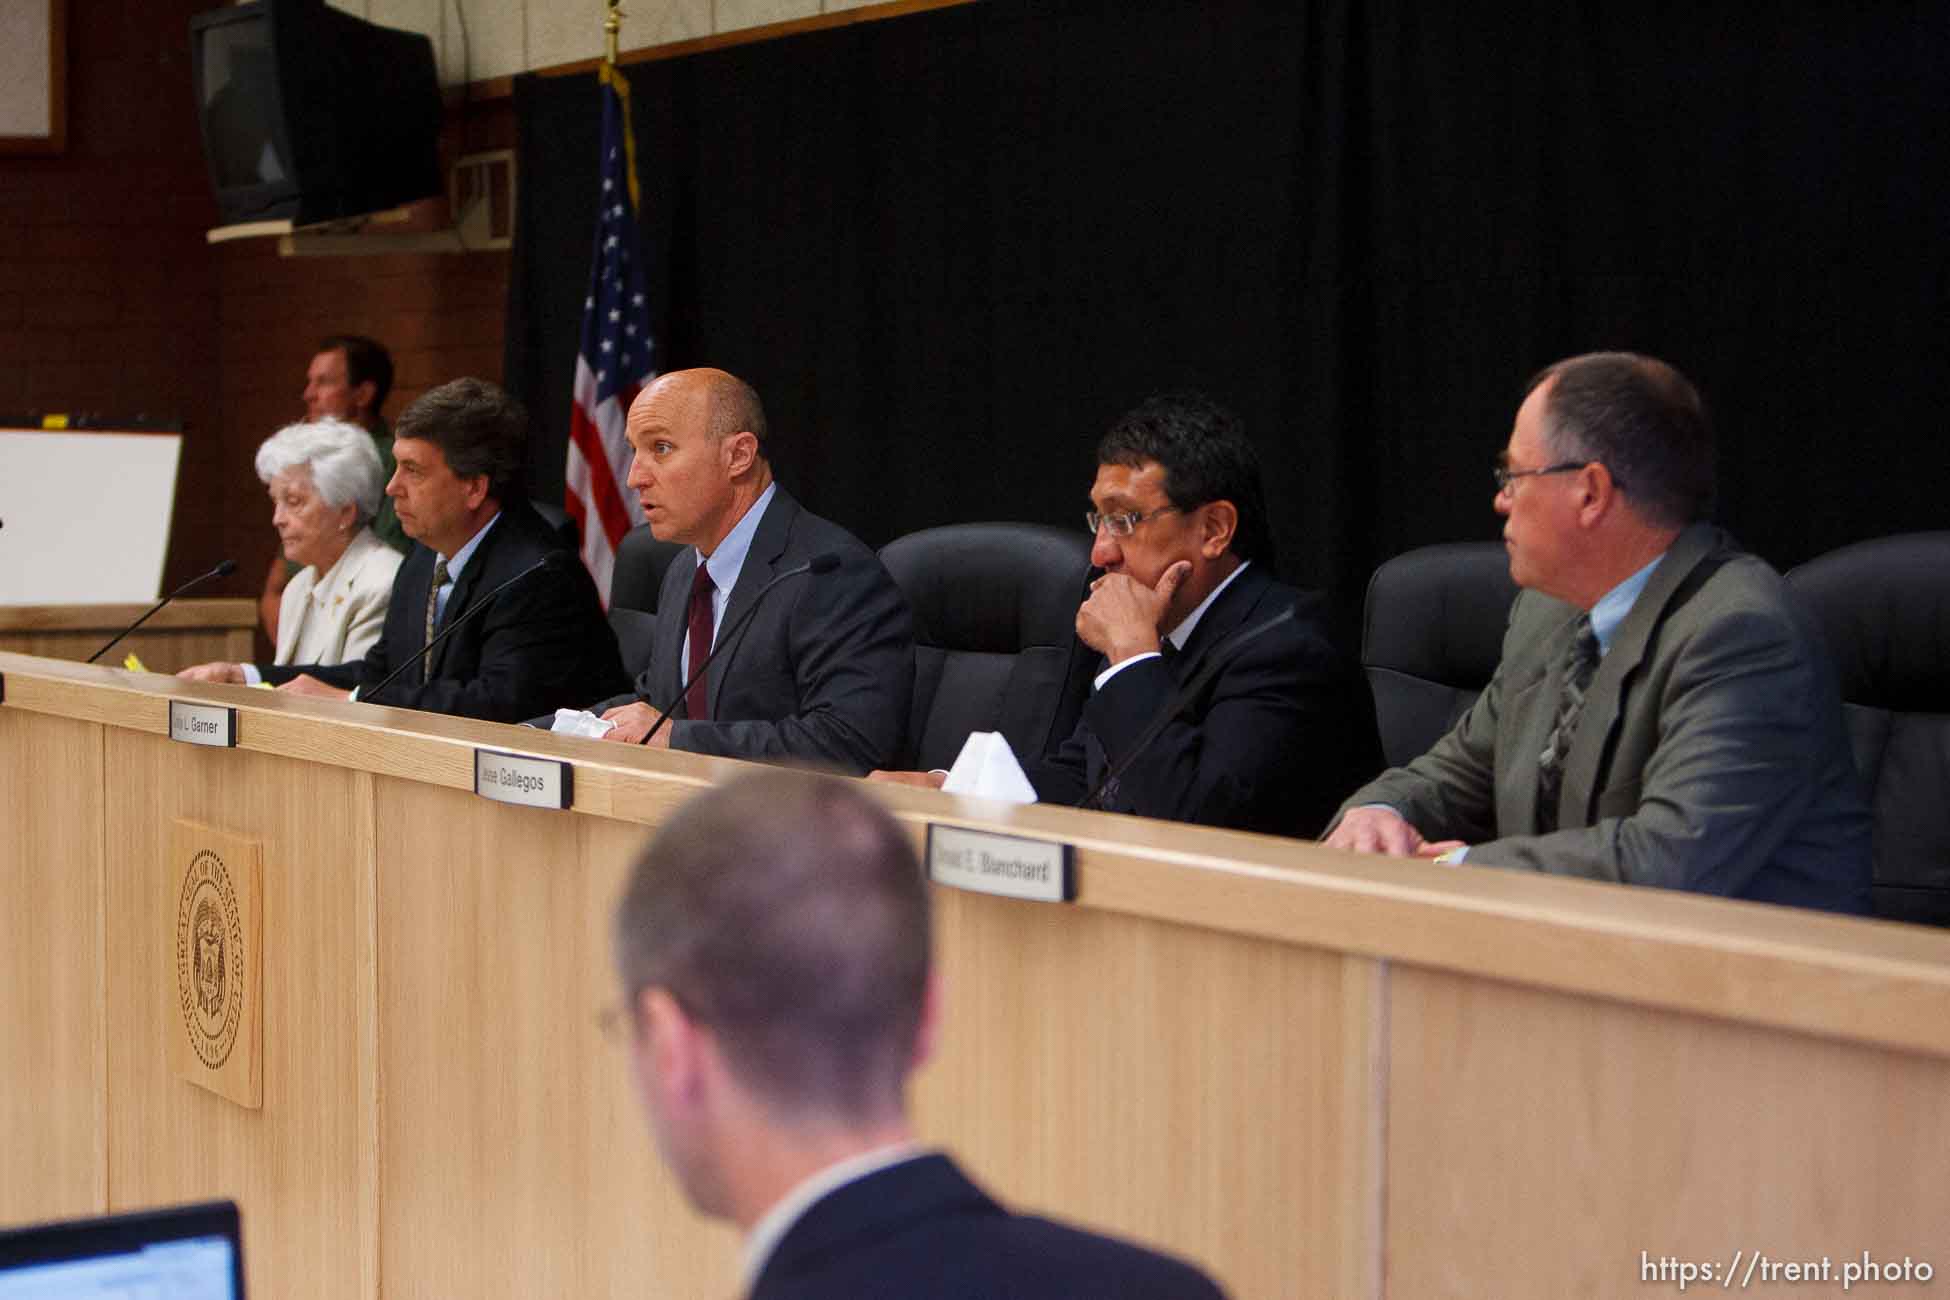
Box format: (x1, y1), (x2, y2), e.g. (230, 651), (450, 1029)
(1336, 524), (1872, 912)
(604, 488), (914, 774)
(1028, 564), (1380, 836)
(751, 1154), (1226, 1300)
(265, 500), (628, 723)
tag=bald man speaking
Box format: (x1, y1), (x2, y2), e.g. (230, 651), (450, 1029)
(589, 368), (914, 774)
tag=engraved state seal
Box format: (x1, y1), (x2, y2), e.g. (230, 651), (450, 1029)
(176, 848), (245, 1069)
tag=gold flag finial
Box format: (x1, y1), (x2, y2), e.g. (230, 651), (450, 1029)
(604, 0), (624, 66)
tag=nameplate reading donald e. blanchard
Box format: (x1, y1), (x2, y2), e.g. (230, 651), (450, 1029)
(473, 748), (573, 810)
(926, 824), (1074, 903)
(169, 700), (237, 748)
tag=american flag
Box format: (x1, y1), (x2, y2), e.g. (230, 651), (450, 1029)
(565, 62), (655, 604)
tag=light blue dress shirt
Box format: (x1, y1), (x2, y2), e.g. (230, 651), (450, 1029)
(685, 482), (777, 660)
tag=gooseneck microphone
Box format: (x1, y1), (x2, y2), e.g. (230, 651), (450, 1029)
(87, 559), (238, 664)
(1079, 606), (1296, 812)
(639, 552), (841, 746)
(363, 553), (556, 704)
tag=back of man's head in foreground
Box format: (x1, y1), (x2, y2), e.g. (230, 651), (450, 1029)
(612, 771), (931, 1130)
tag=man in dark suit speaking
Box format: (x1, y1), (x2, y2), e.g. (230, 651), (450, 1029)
(591, 368), (913, 774)
(611, 771), (1227, 1299)
(264, 377), (627, 722)
(1326, 352), (1870, 912)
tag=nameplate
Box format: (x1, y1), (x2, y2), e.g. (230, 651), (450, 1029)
(473, 749), (572, 810)
(169, 701), (237, 748)
(926, 825), (1074, 903)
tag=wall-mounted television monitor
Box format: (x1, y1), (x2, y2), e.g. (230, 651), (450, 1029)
(189, 0), (441, 228)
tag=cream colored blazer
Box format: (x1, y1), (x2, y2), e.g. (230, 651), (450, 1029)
(274, 527), (404, 666)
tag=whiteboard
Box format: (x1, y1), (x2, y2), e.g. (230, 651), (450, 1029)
(0, 430), (182, 603)
(0, 1), (55, 142)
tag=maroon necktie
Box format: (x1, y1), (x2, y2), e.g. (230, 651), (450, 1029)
(685, 562), (715, 721)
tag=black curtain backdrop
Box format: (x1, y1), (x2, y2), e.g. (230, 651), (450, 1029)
(506, 0), (1950, 635)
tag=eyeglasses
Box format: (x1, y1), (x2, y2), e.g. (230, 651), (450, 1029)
(1492, 460), (1589, 493)
(1085, 505), (1181, 537)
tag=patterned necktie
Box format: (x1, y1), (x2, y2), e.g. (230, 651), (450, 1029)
(685, 563), (715, 721)
(1535, 613), (1599, 828)
(422, 557), (450, 684)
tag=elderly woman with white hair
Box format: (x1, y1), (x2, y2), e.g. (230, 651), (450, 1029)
(180, 419), (403, 682)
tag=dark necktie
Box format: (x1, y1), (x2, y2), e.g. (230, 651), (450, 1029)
(685, 563), (715, 721)
(422, 557), (449, 684)
(1535, 613), (1599, 829)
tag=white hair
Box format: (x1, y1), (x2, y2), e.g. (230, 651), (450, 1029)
(254, 419), (385, 523)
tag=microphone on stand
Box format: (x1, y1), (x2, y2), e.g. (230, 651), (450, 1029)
(639, 553), (840, 745)
(362, 553), (557, 704)
(87, 559), (238, 664)
(1079, 606), (1295, 812)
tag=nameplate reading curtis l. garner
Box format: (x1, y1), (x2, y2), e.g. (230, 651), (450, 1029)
(926, 825), (1075, 903)
(168, 700), (236, 748)
(473, 748), (573, 810)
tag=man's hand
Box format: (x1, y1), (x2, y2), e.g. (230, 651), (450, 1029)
(867, 770), (948, 789)
(1324, 806), (1432, 856)
(178, 662), (245, 684)
(599, 701), (667, 746)
(277, 674), (350, 700)
(1076, 561), (1191, 664)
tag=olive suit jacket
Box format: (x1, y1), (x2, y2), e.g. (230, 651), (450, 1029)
(1334, 524), (1871, 912)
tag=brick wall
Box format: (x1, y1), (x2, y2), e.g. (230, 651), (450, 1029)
(213, 105), (512, 633)
(0, 0), (513, 624)
(0, 0), (225, 592)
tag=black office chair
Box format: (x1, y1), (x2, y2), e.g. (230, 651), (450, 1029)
(610, 526), (688, 615)
(1361, 541), (1520, 768)
(607, 608), (659, 681)
(530, 498), (580, 551)
(878, 523), (1095, 773)
(1786, 532), (1950, 927)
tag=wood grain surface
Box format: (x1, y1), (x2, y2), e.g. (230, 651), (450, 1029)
(3, 650), (1946, 1298)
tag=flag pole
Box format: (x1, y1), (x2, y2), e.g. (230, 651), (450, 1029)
(604, 0), (623, 66)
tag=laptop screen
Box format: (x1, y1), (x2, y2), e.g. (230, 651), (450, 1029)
(0, 1201), (244, 1299)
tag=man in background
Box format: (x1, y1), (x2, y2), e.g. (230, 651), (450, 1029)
(261, 335), (408, 641)
(611, 770), (1227, 1299)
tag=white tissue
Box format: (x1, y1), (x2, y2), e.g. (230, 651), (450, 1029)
(939, 731), (1039, 804)
(550, 708), (617, 739)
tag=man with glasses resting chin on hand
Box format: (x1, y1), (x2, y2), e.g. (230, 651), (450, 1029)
(1325, 352), (1870, 914)
(874, 391), (1378, 838)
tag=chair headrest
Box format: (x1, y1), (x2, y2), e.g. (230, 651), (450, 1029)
(1362, 541), (1519, 685)
(1787, 532), (1950, 711)
(880, 523), (1092, 653)
(611, 527), (689, 614)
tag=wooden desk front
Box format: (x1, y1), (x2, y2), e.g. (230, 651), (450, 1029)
(0, 600), (256, 673)
(2, 652), (1947, 1299)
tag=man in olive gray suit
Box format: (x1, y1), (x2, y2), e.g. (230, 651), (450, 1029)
(1327, 352), (1870, 914)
